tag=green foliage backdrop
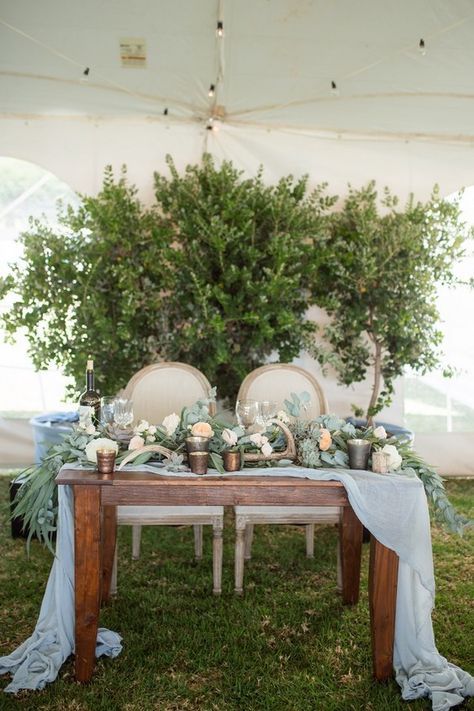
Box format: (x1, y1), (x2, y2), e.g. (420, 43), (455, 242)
(0, 158), (334, 402)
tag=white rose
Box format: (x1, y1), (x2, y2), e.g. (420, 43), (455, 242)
(135, 420), (149, 434)
(222, 428), (238, 447)
(85, 438), (119, 463)
(249, 433), (264, 447)
(146, 435), (155, 444)
(381, 444), (402, 471)
(276, 410), (290, 424)
(162, 413), (180, 436)
(261, 442), (273, 457)
(374, 426), (387, 440)
(147, 425), (157, 435)
(85, 424), (96, 435)
(129, 435), (145, 450)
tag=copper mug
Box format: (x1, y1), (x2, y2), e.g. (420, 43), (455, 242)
(96, 448), (116, 475)
(223, 450), (241, 472)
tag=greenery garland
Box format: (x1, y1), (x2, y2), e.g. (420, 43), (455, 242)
(13, 393), (470, 554)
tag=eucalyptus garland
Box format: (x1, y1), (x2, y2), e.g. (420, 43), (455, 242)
(12, 395), (470, 554)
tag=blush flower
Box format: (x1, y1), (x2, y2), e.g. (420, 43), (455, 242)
(128, 435), (145, 450)
(373, 425), (387, 440)
(261, 442), (273, 457)
(191, 421), (214, 438)
(319, 428), (332, 451)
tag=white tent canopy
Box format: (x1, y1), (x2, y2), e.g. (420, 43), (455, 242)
(1, 0), (474, 197)
(0, 0), (473, 473)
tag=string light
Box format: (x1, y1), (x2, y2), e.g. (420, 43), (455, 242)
(331, 80), (339, 96)
(208, 83), (216, 97)
(80, 67), (90, 83)
(206, 117), (219, 132)
(216, 21), (224, 37)
(419, 38), (426, 55)
(163, 108), (168, 116)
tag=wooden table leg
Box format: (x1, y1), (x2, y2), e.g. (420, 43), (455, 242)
(369, 536), (399, 680)
(339, 505), (363, 604)
(74, 485), (101, 683)
(101, 505), (117, 604)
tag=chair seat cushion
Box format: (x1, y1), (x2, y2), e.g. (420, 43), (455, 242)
(117, 505), (223, 525)
(234, 505), (340, 524)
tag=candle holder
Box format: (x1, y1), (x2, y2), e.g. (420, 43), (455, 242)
(347, 439), (371, 470)
(96, 449), (116, 475)
(186, 436), (210, 454)
(223, 450), (241, 472)
(188, 451), (209, 475)
(372, 450), (390, 474)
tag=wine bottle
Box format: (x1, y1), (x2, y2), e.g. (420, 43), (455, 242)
(79, 355), (101, 424)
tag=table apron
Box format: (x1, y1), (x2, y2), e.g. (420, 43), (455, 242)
(100, 484), (349, 507)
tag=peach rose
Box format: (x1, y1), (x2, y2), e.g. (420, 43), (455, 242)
(191, 421), (214, 438)
(319, 428), (332, 451)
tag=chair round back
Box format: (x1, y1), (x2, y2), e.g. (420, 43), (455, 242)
(122, 362), (214, 425)
(237, 364), (328, 420)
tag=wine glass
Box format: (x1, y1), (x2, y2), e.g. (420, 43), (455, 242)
(100, 396), (116, 427)
(258, 400), (278, 428)
(113, 398), (134, 429)
(235, 399), (259, 429)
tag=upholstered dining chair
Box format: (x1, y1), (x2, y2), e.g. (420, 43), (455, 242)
(234, 363), (341, 593)
(111, 362), (223, 595)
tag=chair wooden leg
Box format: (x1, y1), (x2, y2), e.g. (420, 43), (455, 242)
(235, 522), (246, 594)
(305, 523), (315, 558)
(194, 524), (203, 560)
(244, 523), (254, 560)
(132, 525), (142, 560)
(110, 544), (118, 595)
(212, 522), (223, 595)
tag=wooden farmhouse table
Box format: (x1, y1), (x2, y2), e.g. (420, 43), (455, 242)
(56, 468), (399, 684)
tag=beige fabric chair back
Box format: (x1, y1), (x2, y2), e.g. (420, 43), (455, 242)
(123, 362), (214, 425)
(237, 364), (328, 419)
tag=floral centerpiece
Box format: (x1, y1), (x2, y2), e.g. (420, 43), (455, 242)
(12, 391), (470, 554)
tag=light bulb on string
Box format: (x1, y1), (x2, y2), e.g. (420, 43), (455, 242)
(206, 117), (219, 132)
(163, 108), (168, 116)
(330, 80), (339, 96)
(216, 21), (224, 38)
(80, 67), (90, 83)
(419, 38), (426, 55)
(208, 83), (216, 98)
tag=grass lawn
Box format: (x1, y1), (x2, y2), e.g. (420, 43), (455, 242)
(0, 475), (473, 711)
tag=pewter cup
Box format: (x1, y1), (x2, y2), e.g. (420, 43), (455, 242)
(347, 439), (371, 470)
(186, 436), (210, 453)
(188, 451), (209, 475)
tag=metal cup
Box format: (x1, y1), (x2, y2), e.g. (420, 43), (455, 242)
(96, 448), (116, 475)
(186, 436), (210, 453)
(188, 451), (209, 475)
(347, 439), (371, 470)
(223, 450), (241, 472)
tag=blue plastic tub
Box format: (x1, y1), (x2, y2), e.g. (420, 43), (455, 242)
(29, 411), (78, 464)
